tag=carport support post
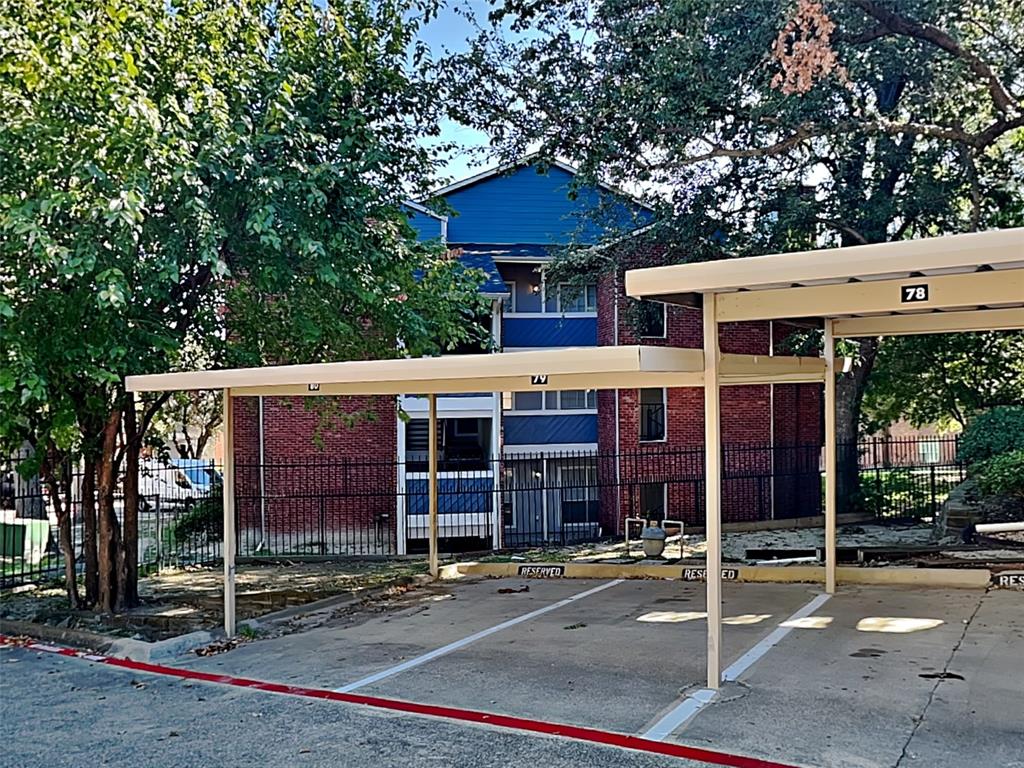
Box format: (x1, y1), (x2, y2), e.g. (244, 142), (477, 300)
(703, 293), (722, 690)
(222, 388), (237, 637)
(428, 394), (439, 578)
(823, 319), (837, 595)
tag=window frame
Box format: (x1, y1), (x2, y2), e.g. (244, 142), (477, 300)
(639, 387), (667, 443)
(556, 282), (598, 313)
(637, 300), (667, 339)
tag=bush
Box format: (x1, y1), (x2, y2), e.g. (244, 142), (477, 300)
(975, 450), (1024, 500)
(169, 491), (223, 543)
(958, 406), (1024, 466)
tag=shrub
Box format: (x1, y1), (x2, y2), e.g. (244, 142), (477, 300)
(958, 406), (1024, 466)
(169, 490), (223, 543)
(975, 450), (1024, 501)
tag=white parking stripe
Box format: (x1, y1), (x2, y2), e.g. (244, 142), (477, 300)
(722, 593), (831, 682)
(640, 592), (832, 740)
(334, 579), (625, 693)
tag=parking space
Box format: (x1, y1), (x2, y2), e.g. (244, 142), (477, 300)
(4, 575), (1021, 767)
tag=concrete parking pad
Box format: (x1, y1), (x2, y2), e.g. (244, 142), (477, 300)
(678, 585), (1023, 768)
(4, 576), (1019, 768)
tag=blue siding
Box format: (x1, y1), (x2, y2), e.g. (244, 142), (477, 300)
(503, 316), (597, 348)
(406, 208), (444, 241)
(407, 477), (493, 515)
(443, 165), (649, 245)
(503, 414), (597, 446)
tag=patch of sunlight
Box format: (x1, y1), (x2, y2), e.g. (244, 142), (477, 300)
(636, 612), (772, 625)
(420, 593), (454, 603)
(856, 617), (944, 634)
(637, 610), (707, 623)
(780, 616), (833, 630)
(722, 613), (772, 626)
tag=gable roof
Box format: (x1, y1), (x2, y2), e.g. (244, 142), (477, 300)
(426, 152), (654, 213)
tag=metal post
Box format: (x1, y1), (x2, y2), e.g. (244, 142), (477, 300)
(703, 293), (722, 690)
(541, 457), (549, 542)
(222, 388), (236, 637)
(428, 394), (439, 578)
(257, 395), (267, 551)
(823, 319), (837, 595)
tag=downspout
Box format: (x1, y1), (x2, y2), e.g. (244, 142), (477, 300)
(613, 270), (622, 532)
(769, 321), (775, 521)
(257, 396), (267, 552)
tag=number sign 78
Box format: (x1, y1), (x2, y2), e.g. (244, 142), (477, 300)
(901, 284), (929, 303)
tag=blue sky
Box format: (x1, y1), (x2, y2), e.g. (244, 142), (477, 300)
(415, 0), (499, 181)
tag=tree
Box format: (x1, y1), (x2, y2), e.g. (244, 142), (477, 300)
(0, 0), (487, 611)
(152, 391), (223, 460)
(862, 332), (1024, 433)
(446, 0), (1024, 509)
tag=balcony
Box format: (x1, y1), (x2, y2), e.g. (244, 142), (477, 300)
(502, 314), (597, 348)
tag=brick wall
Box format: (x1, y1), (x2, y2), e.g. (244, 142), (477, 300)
(232, 395), (398, 554)
(596, 272), (823, 533)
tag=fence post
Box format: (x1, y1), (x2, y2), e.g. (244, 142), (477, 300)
(930, 465), (937, 520)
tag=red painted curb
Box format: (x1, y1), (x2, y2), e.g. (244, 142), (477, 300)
(1, 634), (800, 768)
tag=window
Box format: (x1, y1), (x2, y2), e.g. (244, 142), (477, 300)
(561, 464), (598, 524)
(637, 300), (666, 338)
(557, 283), (597, 313)
(559, 390), (597, 410)
(918, 440), (940, 464)
(511, 391), (543, 411)
(511, 390), (596, 411)
(639, 388), (666, 442)
(502, 281), (516, 313)
(639, 482), (666, 522)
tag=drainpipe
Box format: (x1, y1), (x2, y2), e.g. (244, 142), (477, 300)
(613, 270), (622, 531)
(257, 395), (267, 552)
(769, 321), (775, 521)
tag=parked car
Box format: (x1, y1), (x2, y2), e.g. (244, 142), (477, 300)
(138, 458), (220, 511)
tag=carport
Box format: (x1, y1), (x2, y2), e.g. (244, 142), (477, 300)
(124, 227), (1022, 702)
(626, 226), (1024, 690)
(125, 345), (825, 632)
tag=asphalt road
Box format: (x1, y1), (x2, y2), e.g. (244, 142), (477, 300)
(0, 646), (719, 768)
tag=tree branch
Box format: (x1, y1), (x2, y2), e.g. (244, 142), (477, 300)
(847, 0), (1020, 114)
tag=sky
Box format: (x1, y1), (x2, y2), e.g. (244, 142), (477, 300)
(414, 0), (504, 182)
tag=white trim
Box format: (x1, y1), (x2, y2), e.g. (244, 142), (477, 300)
(503, 442), (598, 454)
(402, 199), (446, 220)
(396, 414), (407, 555)
(503, 311), (597, 319)
(333, 579), (625, 693)
(502, 281), (517, 313)
(406, 470), (495, 480)
(504, 409), (598, 417)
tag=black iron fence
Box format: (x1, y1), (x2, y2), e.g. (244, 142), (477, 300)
(1, 436), (964, 589)
(843, 436), (965, 521)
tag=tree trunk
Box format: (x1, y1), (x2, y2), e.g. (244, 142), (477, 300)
(121, 395), (141, 609)
(835, 338), (880, 514)
(80, 455), (99, 607)
(96, 409), (122, 613)
(41, 447), (81, 609)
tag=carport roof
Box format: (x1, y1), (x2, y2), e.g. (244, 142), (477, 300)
(125, 345), (826, 397)
(625, 228), (1024, 334)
